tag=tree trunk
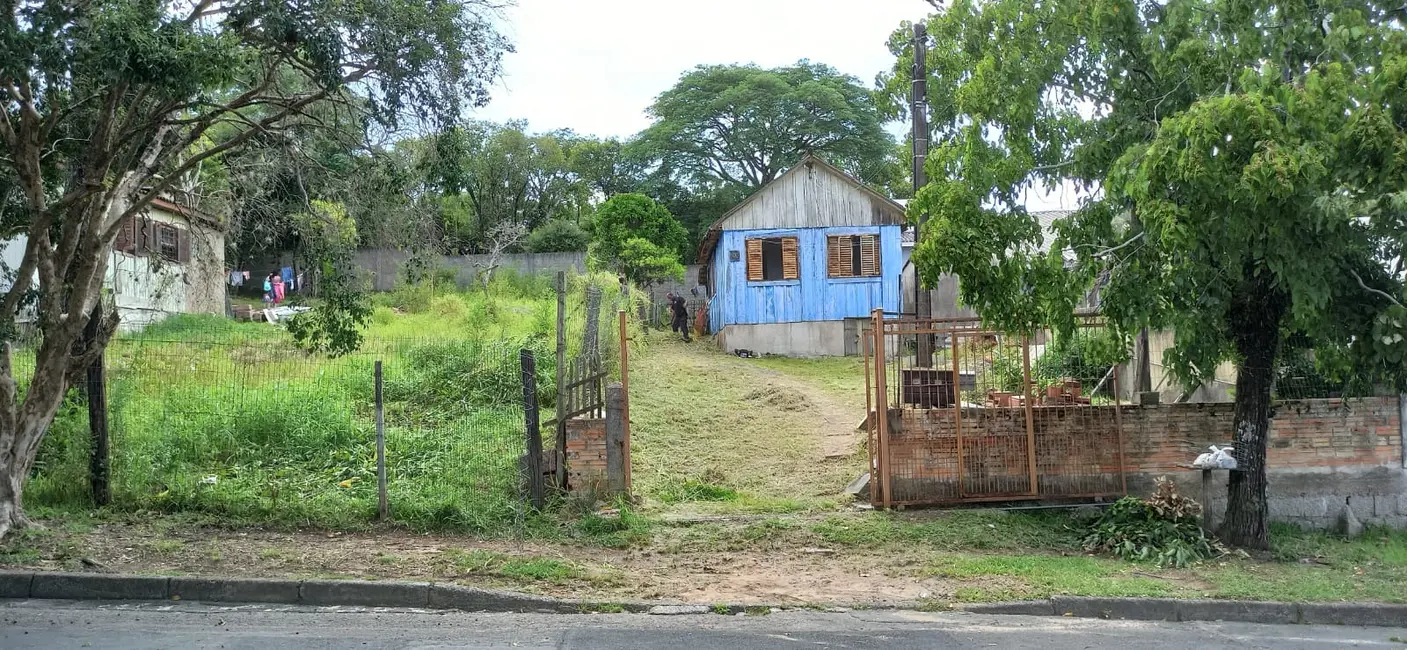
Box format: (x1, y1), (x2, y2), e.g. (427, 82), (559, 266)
(1218, 286), (1287, 550)
(0, 463), (31, 540)
(1135, 328), (1152, 394)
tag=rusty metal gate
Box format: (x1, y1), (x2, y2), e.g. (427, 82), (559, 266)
(863, 310), (1128, 508)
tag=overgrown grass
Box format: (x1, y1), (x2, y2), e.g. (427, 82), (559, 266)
(26, 271), (643, 535)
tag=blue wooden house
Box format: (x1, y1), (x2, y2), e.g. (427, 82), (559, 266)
(697, 155), (906, 356)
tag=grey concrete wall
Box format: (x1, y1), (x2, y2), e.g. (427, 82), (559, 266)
(1133, 466), (1407, 530)
(717, 321), (847, 357)
(353, 250), (588, 291)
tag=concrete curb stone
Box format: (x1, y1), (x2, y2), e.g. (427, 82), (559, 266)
(169, 577), (301, 605)
(961, 600), (1056, 617)
(3, 570), (1407, 627)
(300, 579), (429, 608)
(1175, 599), (1299, 624)
(1299, 602), (1407, 627)
(1051, 596), (1177, 621)
(428, 584), (574, 613)
(0, 571), (34, 598)
(30, 572), (168, 601)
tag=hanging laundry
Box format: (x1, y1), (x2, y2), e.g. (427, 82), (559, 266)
(281, 266), (294, 291)
(229, 270), (244, 287)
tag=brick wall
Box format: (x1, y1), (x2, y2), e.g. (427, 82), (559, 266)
(565, 417), (607, 492)
(886, 396), (1406, 528)
(1128, 397), (1402, 472)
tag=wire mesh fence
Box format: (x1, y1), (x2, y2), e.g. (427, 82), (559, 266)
(20, 318), (542, 532)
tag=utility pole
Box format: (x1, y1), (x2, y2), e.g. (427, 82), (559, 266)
(912, 22), (935, 367)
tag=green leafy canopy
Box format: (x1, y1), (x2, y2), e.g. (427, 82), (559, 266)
(883, 0), (1407, 393)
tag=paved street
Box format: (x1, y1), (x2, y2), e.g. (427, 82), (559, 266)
(2, 600), (1406, 649)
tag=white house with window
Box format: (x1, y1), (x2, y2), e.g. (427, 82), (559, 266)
(2, 196), (227, 331)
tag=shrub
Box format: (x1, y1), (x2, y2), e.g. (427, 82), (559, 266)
(524, 220), (589, 253)
(1083, 477), (1222, 568)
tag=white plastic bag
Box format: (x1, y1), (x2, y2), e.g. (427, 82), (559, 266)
(1193, 445), (1236, 469)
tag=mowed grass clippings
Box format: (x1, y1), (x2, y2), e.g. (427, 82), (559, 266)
(628, 334), (868, 512)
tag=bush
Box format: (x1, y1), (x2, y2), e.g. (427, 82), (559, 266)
(524, 220), (589, 253)
(1083, 478), (1222, 568)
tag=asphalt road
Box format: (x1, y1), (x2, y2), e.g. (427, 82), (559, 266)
(3, 600), (1406, 650)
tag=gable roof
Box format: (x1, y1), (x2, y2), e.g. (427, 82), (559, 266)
(695, 155), (906, 278)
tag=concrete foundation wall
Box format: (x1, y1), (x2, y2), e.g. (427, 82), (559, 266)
(717, 321), (846, 357)
(353, 249), (587, 292)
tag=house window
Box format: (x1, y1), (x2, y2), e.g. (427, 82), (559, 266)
(158, 224), (180, 261)
(827, 234), (880, 278)
(745, 237), (799, 282)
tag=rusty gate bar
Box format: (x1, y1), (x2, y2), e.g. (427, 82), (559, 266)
(872, 309), (891, 508)
(1113, 363), (1128, 495)
(1022, 335), (1039, 497)
(953, 329), (965, 497)
(863, 316), (875, 490)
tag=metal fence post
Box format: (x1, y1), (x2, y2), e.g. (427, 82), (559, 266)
(375, 360), (387, 521)
(605, 382), (626, 497)
(521, 349), (545, 510)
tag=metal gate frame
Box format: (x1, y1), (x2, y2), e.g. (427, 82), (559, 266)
(863, 309), (1128, 509)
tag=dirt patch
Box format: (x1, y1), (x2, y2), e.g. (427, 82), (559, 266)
(742, 385), (812, 411)
(0, 518), (949, 606)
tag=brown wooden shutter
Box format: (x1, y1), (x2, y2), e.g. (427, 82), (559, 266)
(860, 234), (879, 276)
(745, 239), (763, 281)
(781, 237), (799, 280)
(838, 235), (855, 278)
(112, 216), (135, 254)
(177, 227), (191, 263)
(827, 235), (842, 278)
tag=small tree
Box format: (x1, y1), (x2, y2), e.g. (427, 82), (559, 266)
(0, 0), (510, 539)
(285, 201), (369, 357)
(589, 193), (688, 271)
(618, 237), (685, 288)
(474, 221), (528, 296)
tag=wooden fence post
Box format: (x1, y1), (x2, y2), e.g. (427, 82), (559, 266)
(605, 382), (626, 497)
(84, 306), (109, 507)
(521, 349), (545, 510)
(375, 360), (388, 521)
(554, 271), (567, 490)
(617, 309), (631, 495)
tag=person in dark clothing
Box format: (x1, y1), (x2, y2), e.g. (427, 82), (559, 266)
(667, 293), (691, 342)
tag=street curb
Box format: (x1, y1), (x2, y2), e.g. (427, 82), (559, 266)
(3, 571), (1406, 626)
(961, 596), (1407, 627)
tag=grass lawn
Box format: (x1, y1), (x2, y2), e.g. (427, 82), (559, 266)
(628, 332), (870, 514)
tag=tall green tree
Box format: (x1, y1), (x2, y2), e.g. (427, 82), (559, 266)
(589, 193), (688, 285)
(428, 122), (590, 253)
(638, 60), (899, 191)
(0, 0), (510, 539)
(882, 1), (1407, 548)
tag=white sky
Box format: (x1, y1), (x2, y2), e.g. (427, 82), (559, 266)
(474, 0), (925, 138)
(473, 0), (1080, 210)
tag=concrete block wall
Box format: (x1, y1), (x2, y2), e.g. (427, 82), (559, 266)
(887, 396), (1406, 529)
(564, 417), (607, 492)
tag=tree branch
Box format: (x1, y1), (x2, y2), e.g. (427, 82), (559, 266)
(1350, 269), (1404, 308)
